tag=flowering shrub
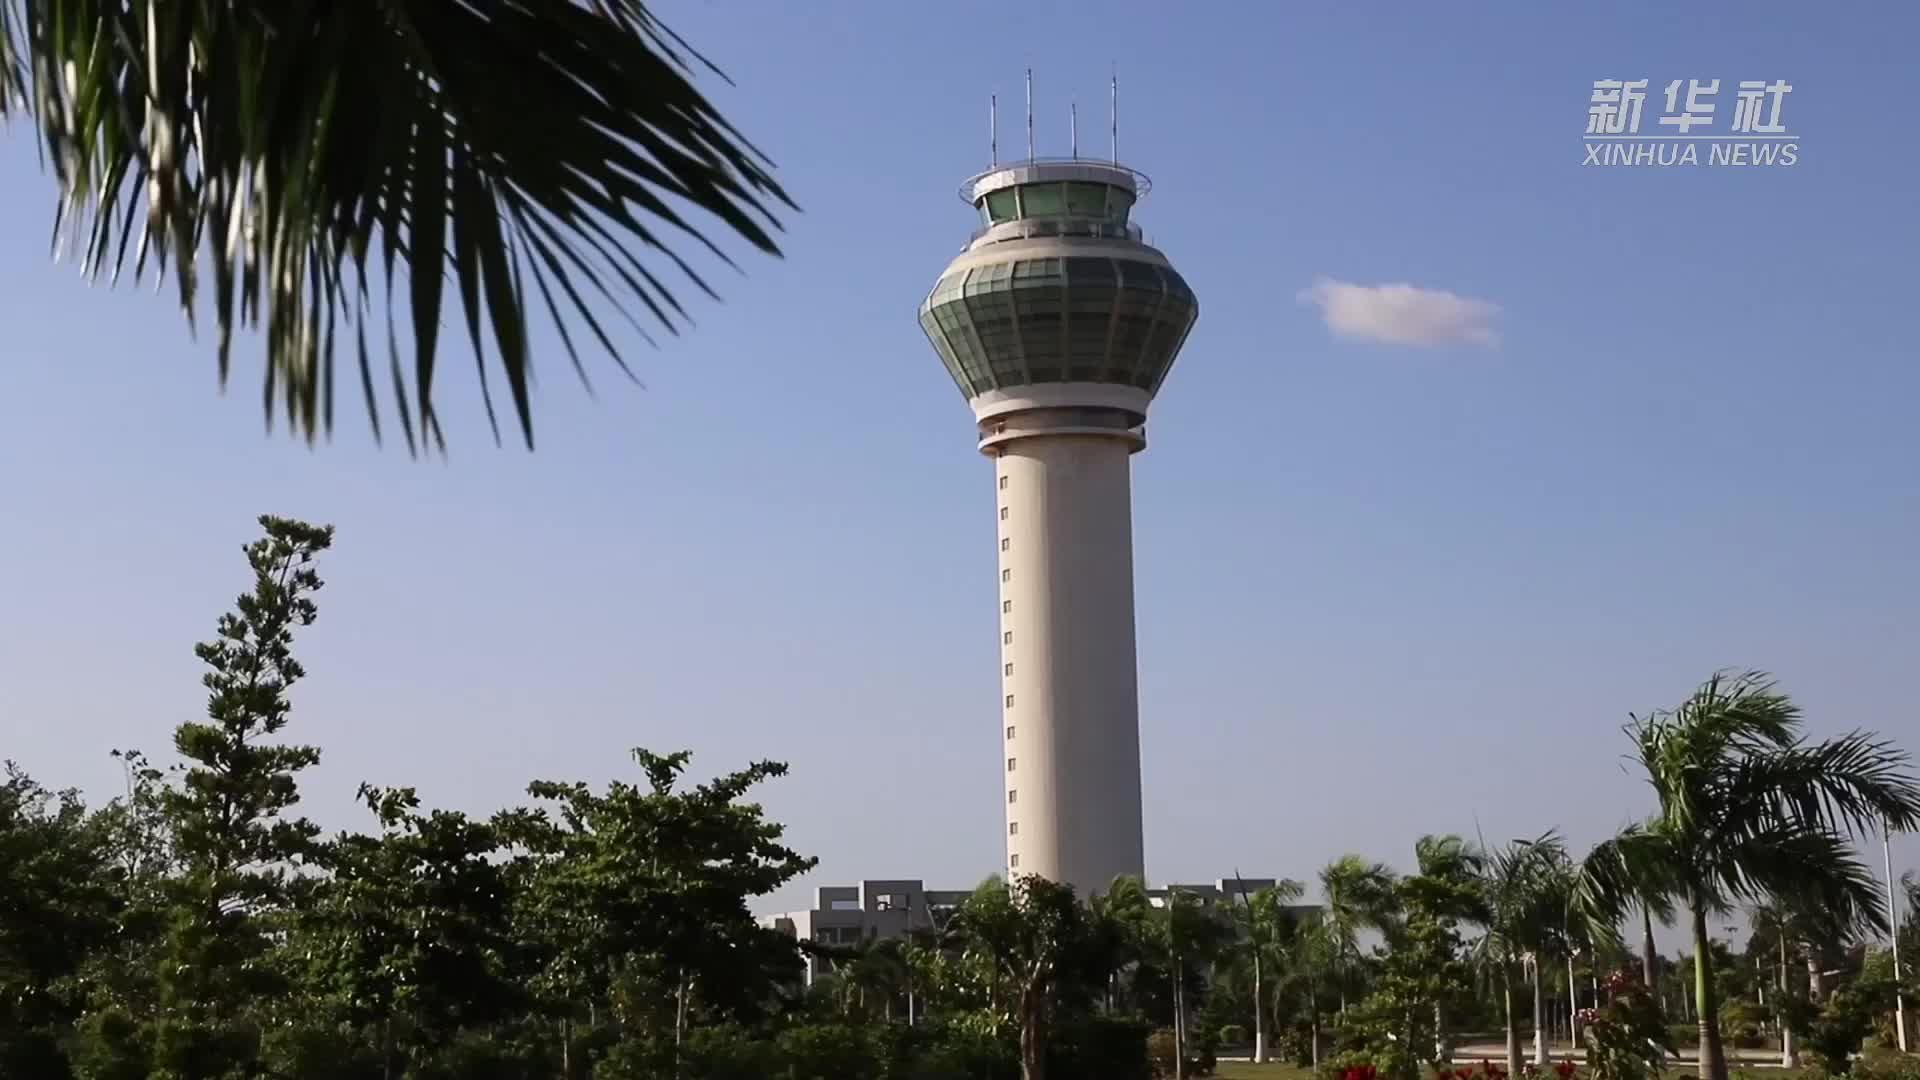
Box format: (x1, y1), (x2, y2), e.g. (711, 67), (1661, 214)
(1581, 970), (1672, 1080)
(1434, 1062), (1536, 1080)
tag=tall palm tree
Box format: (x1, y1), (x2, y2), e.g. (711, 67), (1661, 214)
(1581, 670), (1920, 1080)
(1319, 854), (1400, 1014)
(1473, 832), (1570, 1078)
(1529, 845), (1579, 1065)
(1228, 875), (1306, 1064)
(1295, 911), (1342, 1068)
(1155, 887), (1235, 1080)
(1087, 874), (1153, 1015)
(1, 1), (791, 449)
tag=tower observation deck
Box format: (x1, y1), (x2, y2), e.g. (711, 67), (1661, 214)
(918, 156), (1199, 898)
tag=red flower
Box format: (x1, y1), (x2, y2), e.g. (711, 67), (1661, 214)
(1556, 1063), (1577, 1079)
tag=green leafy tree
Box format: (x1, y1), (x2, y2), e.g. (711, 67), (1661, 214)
(0, 765), (123, 1076)
(1581, 670), (1920, 1080)
(0, 1), (792, 448)
(508, 748), (814, 1074)
(149, 515), (333, 1079)
(284, 784), (526, 1077)
(948, 875), (1095, 1080)
(1396, 835), (1485, 1064)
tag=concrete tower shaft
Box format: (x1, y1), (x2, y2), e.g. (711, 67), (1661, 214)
(917, 158), (1198, 900)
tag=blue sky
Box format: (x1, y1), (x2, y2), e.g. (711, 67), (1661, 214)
(2, 2), (1916, 925)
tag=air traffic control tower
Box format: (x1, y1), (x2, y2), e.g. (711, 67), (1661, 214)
(917, 144), (1200, 898)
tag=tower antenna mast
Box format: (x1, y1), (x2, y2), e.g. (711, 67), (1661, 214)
(1110, 68), (1118, 163)
(990, 94), (998, 167)
(1025, 69), (1035, 161)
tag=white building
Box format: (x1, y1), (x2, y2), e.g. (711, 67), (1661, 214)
(918, 154), (1200, 898)
(760, 877), (1314, 985)
(758, 880), (973, 985)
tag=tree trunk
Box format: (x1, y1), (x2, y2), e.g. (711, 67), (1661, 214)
(1779, 935), (1797, 1068)
(1642, 903), (1659, 987)
(561, 1016), (572, 1080)
(1435, 999), (1448, 1063)
(1173, 954), (1187, 1080)
(1505, 969), (1523, 1077)
(1569, 955), (1581, 1049)
(1534, 959), (1550, 1065)
(1310, 983), (1322, 1069)
(1805, 947), (1825, 1004)
(1692, 907), (1728, 1080)
(1253, 951), (1266, 1063)
(674, 973), (690, 1080)
(1020, 986), (1047, 1080)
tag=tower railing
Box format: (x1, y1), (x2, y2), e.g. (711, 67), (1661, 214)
(965, 217), (1147, 249)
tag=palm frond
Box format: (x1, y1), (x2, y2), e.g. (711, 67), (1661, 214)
(0, 0), (791, 449)
(1727, 731), (1920, 838)
(1719, 823), (1887, 938)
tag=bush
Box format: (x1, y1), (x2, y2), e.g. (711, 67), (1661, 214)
(1047, 1016), (1151, 1080)
(773, 1023), (881, 1080)
(1144, 1026), (1216, 1078)
(1719, 1001), (1768, 1050)
(903, 1022), (1016, 1080)
(69, 1008), (150, 1080)
(1147, 1029), (1177, 1078)
(257, 1021), (383, 1080)
(1218, 1024), (1247, 1047)
(678, 1023), (780, 1080)
(1581, 971), (1671, 1080)
(1853, 1047), (1920, 1080)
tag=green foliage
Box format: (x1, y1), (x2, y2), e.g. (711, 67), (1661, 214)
(1581, 670), (1920, 1080)
(1853, 1047), (1920, 1080)
(0, 0), (793, 447)
(1579, 972), (1671, 1080)
(1717, 999), (1768, 1049)
(0, 763), (123, 1075)
(1798, 970), (1896, 1076)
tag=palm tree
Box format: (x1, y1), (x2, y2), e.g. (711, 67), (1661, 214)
(1156, 887), (1234, 1080)
(1292, 911), (1341, 1068)
(1581, 831), (1680, 989)
(0, 1), (791, 449)
(1473, 832), (1570, 1077)
(1227, 875), (1307, 1064)
(1319, 854), (1400, 1014)
(1581, 670), (1920, 1080)
(1087, 874), (1154, 1015)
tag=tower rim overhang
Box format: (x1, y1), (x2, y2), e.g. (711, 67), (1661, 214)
(959, 158), (1152, 205)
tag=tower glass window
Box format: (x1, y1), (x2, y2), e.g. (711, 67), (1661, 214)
(1019, 183), (1063, 217)
(1066, 182), (1108, 217)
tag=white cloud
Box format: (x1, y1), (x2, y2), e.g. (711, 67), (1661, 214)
(1296, 277), (1501, 349)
